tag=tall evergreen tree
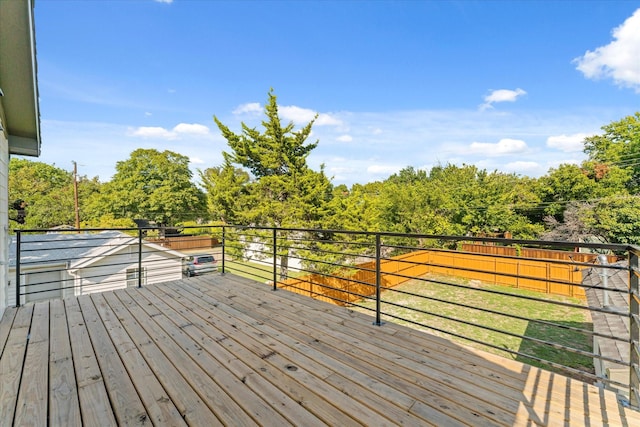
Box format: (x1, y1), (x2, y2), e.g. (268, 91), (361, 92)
(209, 90), (332, 277)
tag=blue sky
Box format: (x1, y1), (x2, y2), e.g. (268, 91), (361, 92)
(31, 0), (640, 186)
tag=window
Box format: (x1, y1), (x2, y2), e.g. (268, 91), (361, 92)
(126, 267), (147, 288)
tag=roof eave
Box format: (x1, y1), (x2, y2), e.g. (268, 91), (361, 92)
(0, 0), (41, 157)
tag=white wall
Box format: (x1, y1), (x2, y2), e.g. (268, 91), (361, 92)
(75, 245), (183, 295)
(0, 128), (8, 317)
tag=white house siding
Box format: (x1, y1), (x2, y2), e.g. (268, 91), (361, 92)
(0, 130), (8, 316)
(7, 263), (73, 307)
(74, 246), (183, 295)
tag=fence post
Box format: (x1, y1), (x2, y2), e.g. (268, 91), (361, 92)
(629, 248), (640, 409)
(15, 231), (21, 307)
(137, 228), (143, 288)
(374, 233), (383, 326)
(221, 225), (226, 275)
(272, 228), (277, 291)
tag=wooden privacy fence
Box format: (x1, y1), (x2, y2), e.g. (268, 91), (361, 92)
(462, 243), (618, 263)
(149, 235), (219, 251)
(279, 249), (588, 306)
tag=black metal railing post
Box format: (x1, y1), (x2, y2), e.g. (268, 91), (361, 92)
(15, 230), (21, 307)
(138, 228), (143, 288)
(221, 225), (226, 275)
(629, 247), (640, 409)
(272, 227), (278, 291)
(374, 233), (382, 326)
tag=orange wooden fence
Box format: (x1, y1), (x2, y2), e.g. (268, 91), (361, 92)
(279, 249), (588, 306)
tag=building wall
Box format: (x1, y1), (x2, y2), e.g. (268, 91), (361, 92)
(0, 127), (8, 316)
(74, 245), (183, 295)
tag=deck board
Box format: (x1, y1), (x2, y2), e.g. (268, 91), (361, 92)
(0, 304), (33, 427)
(14, 302), (49, 426)
(1, 273), (639, 426)
(186, 276), (529, 426)
(48, 299), (81, 427)
(91, 292), (186, 426)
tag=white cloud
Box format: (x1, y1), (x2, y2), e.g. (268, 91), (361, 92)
(233, 102), (262, 115)
(371, 128), (383, 135)
(336, 134), (353, 142)
(173, 123), (210, 136)
(468, 138), (528, 156)
(144, 112), (152, 117)
(129, 126), (177, 139)
(480, 88), (527, 110)
(546, 133), (589, 152)
(189, 157), (205, 165)
(574, 8), (640, 92)
(279, 105), (343, 126)
(155, 0), (173, 4)
(128, 122), (210, 140)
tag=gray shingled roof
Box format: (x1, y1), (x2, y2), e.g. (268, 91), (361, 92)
(9, 231), (137, 268)
(582, 261), (630, 395)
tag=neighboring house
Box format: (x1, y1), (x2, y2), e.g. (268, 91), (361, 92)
(8, 231), (186, 306)
(582, 261), (630, 400)
(0, 0), (41, 316)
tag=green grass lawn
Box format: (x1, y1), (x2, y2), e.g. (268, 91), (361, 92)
(352, 274), (594, 377)
(221, 259), (306, 282)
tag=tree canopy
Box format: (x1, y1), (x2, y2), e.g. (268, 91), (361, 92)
(85, 148), (206, 226)
(8, 103), (640, 247)
(207, 90), (331, 229)
(8, 159), (100, 229)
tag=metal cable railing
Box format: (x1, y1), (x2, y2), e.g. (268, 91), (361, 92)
(10, 224), (639, 408)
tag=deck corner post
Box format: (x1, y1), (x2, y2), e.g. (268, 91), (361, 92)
(374, 233), (383, 326)
(221, 225), (226, 276)
(629, 247), (640, 409)
(15, 230), (21, 307)
(272, 227), (278, 291)
(137, 228), (143, 288)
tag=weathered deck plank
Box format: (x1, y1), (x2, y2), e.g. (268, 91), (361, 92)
(48, 299), (81, 427)
(14, 302), (49, 426)
(1, 273), (639, 426)
(188, 276), (529, 426)
(142, 284), (332, 427)
(91, 292), (186, 426)
(0, 307), (18, 357)
(65, 296), (117, 426)
(102, 290), (222, 426)
(0, 304), (33, 427)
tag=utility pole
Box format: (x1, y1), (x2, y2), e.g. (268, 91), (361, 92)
(72, 161), (80, 230)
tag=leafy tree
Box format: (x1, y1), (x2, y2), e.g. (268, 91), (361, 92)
(541, 202), (598, 243)
(85, 149), (206, 226)
(583, 195), (640, 245)
(534, 162), (630, 221)
(200, 162), (250, 224)
(584, 112), (640, 192)
(8, 159), (101, 229)
(211, 90), (333, 278)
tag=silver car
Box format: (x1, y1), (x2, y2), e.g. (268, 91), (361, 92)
(183, 254), (217, 277)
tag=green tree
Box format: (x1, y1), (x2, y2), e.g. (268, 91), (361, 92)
(211, 90), (332, 277)
(584, 112), (640, 192)
(200, 162), (250, 224)
(583, 195), (640, 245)
(8, 159), (101, 229)
(86, 149), (206, 226)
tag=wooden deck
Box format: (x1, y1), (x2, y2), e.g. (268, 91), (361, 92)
(1, 274), (639, 426)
